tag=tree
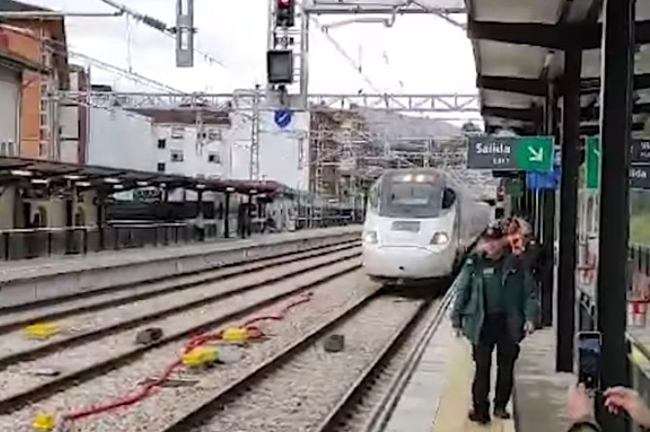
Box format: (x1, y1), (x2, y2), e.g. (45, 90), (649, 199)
(461, 121), (482, 135)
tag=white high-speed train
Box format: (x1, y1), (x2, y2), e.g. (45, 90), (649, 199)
(362, 168), (494, 283)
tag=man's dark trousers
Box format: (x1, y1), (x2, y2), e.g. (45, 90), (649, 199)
(472, 313), (520, 414)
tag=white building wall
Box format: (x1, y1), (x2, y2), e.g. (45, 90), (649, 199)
(0, 66), (20, 158)
(86, 103), (309, 194)
(153, 123), (227, 203)
(224, 110), (310, 190)
(59, 106), (79, 163)
(153, 123), (227, 178)
(258, 110), (310, 190)
(87, 107), (156, 172)
(223, 112), (252, 180)
(59, 69), (83, 164)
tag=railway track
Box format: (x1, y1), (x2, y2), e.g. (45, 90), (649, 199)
(156, 286), (453, 432)
(0, 239), (359, 332)
(0, 245), (361, 418)
(0, 245), (453, 432)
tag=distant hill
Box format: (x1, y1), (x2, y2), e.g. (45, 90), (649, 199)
(356, 108), (462, 152)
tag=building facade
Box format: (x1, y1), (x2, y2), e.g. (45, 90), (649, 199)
(0, 0), (69, 161)
(59, 64), (90, 164)
(0, 63), (21, 158)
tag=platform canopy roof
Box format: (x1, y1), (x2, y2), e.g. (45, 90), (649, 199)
(466, 0), (650, 136)
(0, 157), (289, 196)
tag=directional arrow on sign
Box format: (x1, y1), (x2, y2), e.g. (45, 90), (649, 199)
(528, 146), (544, 162)
(516, 136), (554, 172)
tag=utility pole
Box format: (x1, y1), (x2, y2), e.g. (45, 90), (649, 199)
(249, 87), (261, 181)
(175, 0), (195, 67)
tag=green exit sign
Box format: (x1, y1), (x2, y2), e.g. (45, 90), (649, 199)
(584, 137), (650, 190)
(585, 137), (601, 190)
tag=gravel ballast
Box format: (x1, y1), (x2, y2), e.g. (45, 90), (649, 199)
(194, 295), (423, 432)
(334, 297), (450, 432)
(0, 243), (354, 332)
(0, 256), (358, 400)
(0, 248), (357, 362)
(0, 267), (370, 432)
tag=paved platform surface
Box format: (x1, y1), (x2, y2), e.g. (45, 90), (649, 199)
(513, 328), (573, 432)
(385, 313), (515, 432)
(0, 226), (360, 283)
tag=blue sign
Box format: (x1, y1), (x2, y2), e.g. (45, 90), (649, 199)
(274, 109), (293, 129)
(526, 163), (561, 191)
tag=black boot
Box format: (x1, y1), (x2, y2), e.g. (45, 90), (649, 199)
(468, 408), (491, 424)
(493, 406), (511, 419)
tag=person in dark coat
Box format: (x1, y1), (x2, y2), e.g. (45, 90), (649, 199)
(451, 222), (539, 424)
(237, 203), (247, 238)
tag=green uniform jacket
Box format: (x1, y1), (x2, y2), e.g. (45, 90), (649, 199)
(450, 253), (539, 345)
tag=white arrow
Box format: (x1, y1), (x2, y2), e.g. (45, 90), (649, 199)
(528, 146), (544, 162)
(593, 148), (600, 158)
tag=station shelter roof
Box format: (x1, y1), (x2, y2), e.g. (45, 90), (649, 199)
(0, 156), (289, 197)
(466, 0), (650, 136)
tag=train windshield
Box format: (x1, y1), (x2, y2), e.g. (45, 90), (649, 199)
(379, 176), (444, 218)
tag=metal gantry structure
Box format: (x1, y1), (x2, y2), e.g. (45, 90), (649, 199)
(47, 0), (485, 199)
(56, 91), (480, 113)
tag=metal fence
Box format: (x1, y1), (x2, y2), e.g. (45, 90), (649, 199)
(0, 214), (360, 261)
(577, 245), (650, 431)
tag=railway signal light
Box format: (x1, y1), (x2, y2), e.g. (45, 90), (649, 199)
(267, 49), (294, 84)
(276, 0), (295, 28)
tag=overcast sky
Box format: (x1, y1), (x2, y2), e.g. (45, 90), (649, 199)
(23, 0), (477, 99)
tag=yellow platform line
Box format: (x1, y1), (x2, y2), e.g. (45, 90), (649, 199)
(432, 337), (516, 432)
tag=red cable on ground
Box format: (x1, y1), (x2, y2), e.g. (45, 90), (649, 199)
(58, 290), (314, 427)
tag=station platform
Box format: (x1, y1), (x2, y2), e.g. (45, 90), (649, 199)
(0, 226), (361, 309)
(385, 312), (515, 432)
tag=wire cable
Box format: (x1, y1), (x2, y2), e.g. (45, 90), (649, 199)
(96, 0), (227, 69)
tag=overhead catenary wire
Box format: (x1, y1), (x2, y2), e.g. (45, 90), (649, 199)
(0, 20), (183, 92)
(95, 0), (228, 69)
(305, 11), (409, 111)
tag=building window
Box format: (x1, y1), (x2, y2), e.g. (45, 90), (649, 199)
(157, 162), (166, 173)
(201, 130), (222, 142)
(157, 139), (166, 149)
(170, 150), (184, 162)
(171, 126), (185, 139)
(0, 141), (16, 157)
(210, 131), (221, 141)
(208, 153), (221, 164)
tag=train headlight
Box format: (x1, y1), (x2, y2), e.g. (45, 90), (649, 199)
(363, 230), (378, 244)
(430, 232), (450, 246)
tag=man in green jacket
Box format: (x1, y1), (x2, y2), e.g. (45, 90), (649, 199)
(451, 222), (539, 424)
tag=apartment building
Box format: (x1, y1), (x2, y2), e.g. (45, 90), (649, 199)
(0, 0), (69, 160)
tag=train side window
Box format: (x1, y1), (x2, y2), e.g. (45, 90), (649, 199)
(442, 188), (456, 209)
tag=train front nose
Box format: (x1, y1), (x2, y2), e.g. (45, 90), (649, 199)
(362, 244), (456, 279)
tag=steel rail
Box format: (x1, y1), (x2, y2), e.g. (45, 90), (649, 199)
(362, 287), (455, 432)
(312, 296), (435, 432)
(158, 286), (389, 432)
(0, 241), (358, 334)
(0, 249), (360, 370)
(0, 261), (361, 413)
(0, 235), (358, 315)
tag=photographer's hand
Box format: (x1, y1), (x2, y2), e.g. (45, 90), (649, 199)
(604, 387), (650, 427)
